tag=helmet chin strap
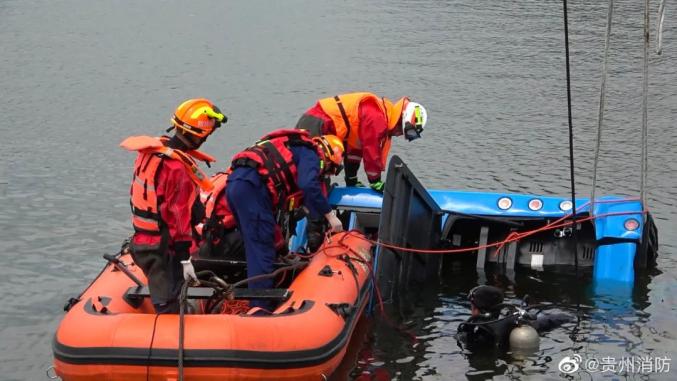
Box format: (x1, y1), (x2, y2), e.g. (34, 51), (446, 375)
(174, 130), (204, 150)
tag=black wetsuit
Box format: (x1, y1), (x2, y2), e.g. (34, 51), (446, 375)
(457, 312), (572, 350)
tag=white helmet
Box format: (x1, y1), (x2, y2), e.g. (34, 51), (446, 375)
(402, 102), (427, 141)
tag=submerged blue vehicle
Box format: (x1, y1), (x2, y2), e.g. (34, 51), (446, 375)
(292, 156), (658, 297)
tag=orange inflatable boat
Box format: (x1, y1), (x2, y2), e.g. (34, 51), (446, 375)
(52, 232), (373, 380)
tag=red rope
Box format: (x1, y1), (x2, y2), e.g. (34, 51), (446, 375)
(284, 199), (644, 315)
(222, 300), (251, 314)
(285, 198), (643, 262)
(277, 199), (643, 346)
(273, 199), (642, 329)
(333, 199), (645, 255)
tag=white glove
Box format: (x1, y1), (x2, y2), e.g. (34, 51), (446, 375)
(325, 210), (343, 233)
(181, 259), (198, 284)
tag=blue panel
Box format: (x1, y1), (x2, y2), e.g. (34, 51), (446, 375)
(593, 242), (636, 283)
(348, 212), (358, 230)
(329, 187), (383, 210)
(330, 186), (645, 283)
(330, 187), (644, 241)
(429, 189), (588, 218)
(288, 217), (308, 253)
(591, 197), (643, 241)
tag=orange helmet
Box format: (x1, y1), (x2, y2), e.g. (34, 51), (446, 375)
(170, 98), (227, 138)
(313, 135), (344, 175)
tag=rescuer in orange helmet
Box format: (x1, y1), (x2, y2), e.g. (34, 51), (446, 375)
(227, 129), (345, 311)
(120, 98), (227, 314)
(296, 92), (428, 192)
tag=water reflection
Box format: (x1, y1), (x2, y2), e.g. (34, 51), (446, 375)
(340, 259), (664, 380)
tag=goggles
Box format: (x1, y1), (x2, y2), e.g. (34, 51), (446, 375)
(403, 105), (424, 141)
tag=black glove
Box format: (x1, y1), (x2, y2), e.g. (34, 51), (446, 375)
(306, 217), (326, 252)
(174, 241), (192, 261)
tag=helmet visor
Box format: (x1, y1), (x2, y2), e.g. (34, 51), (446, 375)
(404, 122), (422, 141)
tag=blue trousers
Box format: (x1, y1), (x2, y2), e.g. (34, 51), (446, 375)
(226, 167), (276, 309)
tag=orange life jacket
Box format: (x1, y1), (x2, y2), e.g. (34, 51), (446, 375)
(230, 129), (320, 210)
(121, 136), (215, 236)
(318, 92), (408, 166)
(199, 171), (237, 233)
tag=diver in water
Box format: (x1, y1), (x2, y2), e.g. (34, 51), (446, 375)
(456, 285), (572, 351)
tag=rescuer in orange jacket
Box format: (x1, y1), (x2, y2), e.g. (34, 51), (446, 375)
(120, 98), (226, 314)
(226, 130), (345, 310)
(296, 92), (428, 192)
(195, 170), (246, 261)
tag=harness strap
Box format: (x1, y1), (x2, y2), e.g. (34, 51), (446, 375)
(286, 134), (317, 150)
(244, 146), (287, 203)
(334, 95), (352, 142)
(259, 141), (298, 197)
(232, 158), (259, 169)
(132, 205), (160, 220)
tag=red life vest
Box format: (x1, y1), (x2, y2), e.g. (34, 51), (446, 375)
(199, 171), (237, 234)
(121, 136), (214, 236)
(230, 129), (320, 209)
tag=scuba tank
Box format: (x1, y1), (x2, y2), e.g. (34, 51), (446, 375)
(509, 307), (540, 356)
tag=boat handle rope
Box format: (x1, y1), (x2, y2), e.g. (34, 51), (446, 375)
(178, 281), (188, 381)
(314, 235), (419, 344)
(45, 365), (59, 380)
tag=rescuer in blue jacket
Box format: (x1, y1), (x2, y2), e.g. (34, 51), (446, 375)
(226, 130), (345, 310)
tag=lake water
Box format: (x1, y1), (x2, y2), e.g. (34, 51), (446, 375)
(1, 0), (675, 380)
